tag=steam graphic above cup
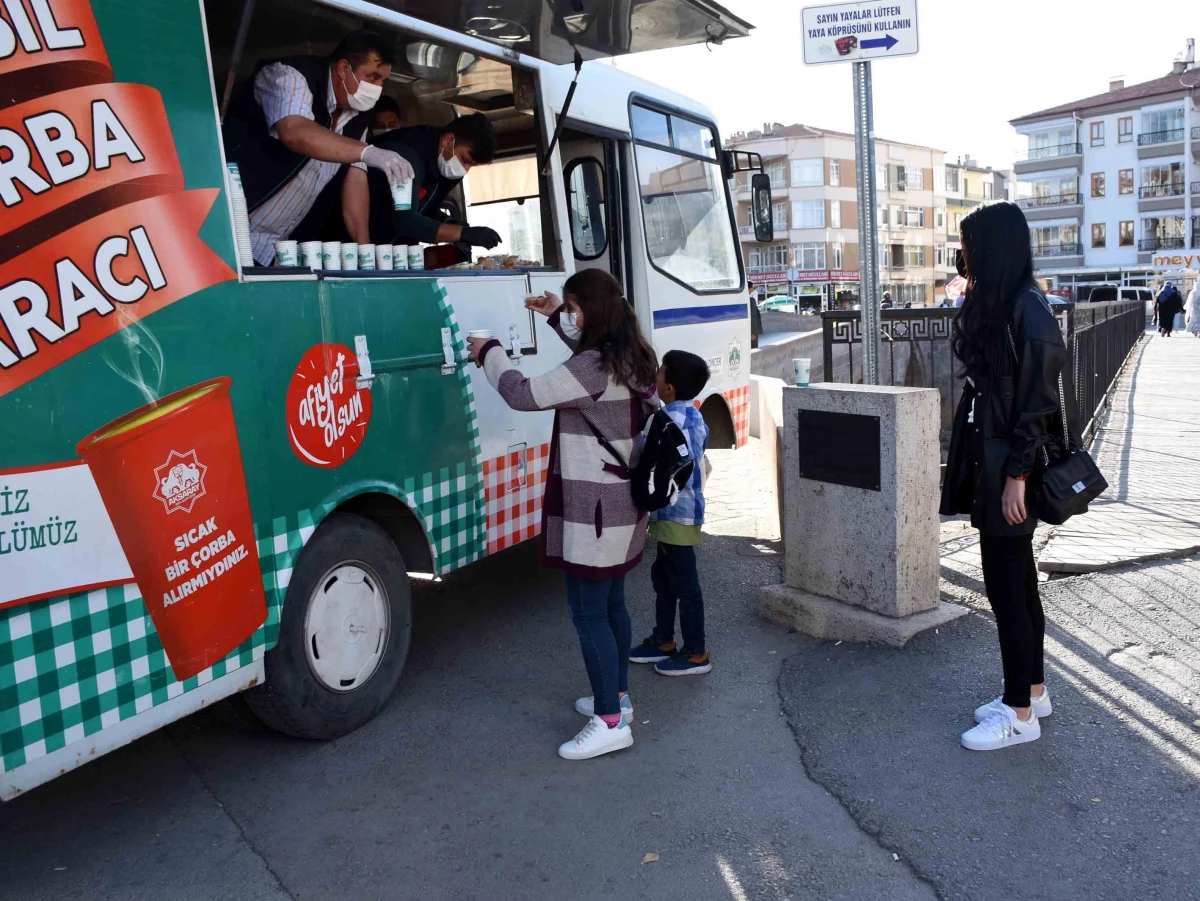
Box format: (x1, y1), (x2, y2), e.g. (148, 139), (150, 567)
(102, 305), (164, 406)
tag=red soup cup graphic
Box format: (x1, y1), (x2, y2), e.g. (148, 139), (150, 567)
(76, 377), (266, 681)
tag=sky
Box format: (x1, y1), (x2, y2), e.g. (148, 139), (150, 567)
(612, 0), (1195, 168)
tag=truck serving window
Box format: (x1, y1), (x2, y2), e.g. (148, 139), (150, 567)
(630, 102), (741, 293)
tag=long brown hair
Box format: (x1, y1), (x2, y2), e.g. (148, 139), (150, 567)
(562, 268), (657, 390)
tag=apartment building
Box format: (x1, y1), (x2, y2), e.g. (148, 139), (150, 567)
(1009, 40), (1199, 297)
(728, 123), (948, 307)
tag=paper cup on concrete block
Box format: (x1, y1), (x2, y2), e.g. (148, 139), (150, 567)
(321, 241), (341, 270)
(393, 245), (409, 270)
(407, 245), (424, 271)
(793, 358), (811, 387)
(358, 244), (376, 270)
(75, 378), (267, 681)
(341, 243), (359, 271)
(375, 244), (393, 270)
(274, 240), (299, 267)
(390, 180), (413, 210)
(300, 241), (323, 270)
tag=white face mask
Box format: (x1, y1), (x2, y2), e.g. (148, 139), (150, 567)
(341, 67), (382, 112)
(438, 139), (468, 180)
(560, 310), (581, 340)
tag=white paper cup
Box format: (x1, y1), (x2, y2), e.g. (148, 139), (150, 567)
(300, 241), (323, 270)
(341, 243), (359, 271)
(375, 244), (393, 270)
(407, 245), (424, 271)
(467, 329), (493, 340)
(390, 180), (413, 210)
(321, 241), (341, 270)
(274, 240), (299, 267)
(793, 357), (811, 387)
(358, 243), (376, 270)
(393, 244), (409, 270)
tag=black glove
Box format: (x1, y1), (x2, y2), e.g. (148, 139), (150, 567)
(461, 226), (502, 249)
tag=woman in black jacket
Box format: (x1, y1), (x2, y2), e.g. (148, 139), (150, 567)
(940, 202), (1078, 752)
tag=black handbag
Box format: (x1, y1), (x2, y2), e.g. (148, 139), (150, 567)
(1006, 325), (1107, 525)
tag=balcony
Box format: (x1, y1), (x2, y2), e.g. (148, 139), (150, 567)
(1138, 128), (1186, 159)
(1138, 236), (1186, 252)
(1193, 181), (1200, 195)
(1014, 143), (1083, 176)
(1138, 182), (1187, 212)
(739, 224), (788, 242)
(1017, 191), (1083, 221)
(1031, 243), (1084, 268)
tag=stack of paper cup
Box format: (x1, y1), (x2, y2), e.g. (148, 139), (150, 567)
(341, 242), (358, 271)
(300, 241), (323, 270)
(225, 164), (254, 268)
(408, 244), (424, 271)
(358, 243), (376, 270)
(393, 244), (409, 270)
(375, 244), (393, 270)
(274, 240), (299, 267)
(322, 241), (341, 271)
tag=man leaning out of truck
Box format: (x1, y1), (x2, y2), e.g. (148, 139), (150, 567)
(342, 112), (503, 254)
(222, 29), (414, 265)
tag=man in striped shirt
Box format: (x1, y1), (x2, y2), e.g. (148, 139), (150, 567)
(223, 30), (414, 265)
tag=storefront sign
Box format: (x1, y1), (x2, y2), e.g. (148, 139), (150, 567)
(0, 461), (134, 609)
(1152, 254), (1199, 270)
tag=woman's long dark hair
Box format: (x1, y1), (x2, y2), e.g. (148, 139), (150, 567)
(950, 201), (1036, 380)
(563, 268), (658, 390)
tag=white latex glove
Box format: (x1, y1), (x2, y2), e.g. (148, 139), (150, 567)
(360, 145), (414, 185)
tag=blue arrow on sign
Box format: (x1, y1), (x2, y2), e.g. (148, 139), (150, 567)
(861, 34), (899, 51)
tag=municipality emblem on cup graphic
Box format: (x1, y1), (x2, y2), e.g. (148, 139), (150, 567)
(152, 449), (208, 515)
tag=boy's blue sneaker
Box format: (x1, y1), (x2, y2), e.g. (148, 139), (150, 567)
(630, 637), (676, 664)
(655, 650), (712, 676)
(575, 693), (633, 726)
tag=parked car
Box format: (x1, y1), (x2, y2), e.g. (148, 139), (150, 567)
(759, 296), (798, 312)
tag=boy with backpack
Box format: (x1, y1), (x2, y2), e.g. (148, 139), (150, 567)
(630, 350), (712, 676)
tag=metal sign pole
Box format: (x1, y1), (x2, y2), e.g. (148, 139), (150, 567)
(853, 60), (881, 385)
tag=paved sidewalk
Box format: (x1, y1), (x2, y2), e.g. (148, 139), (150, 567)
(1041, 331), (1200, 572)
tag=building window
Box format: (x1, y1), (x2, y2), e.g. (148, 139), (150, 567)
(829, 159), (840, 186)
(1118, 221), (1134, 246)
(951, 212), (964, 232)
(829, 200), (841, 228)
(832, 242), (843, 268)
(793, 242), (826, 269)
(904, 245), (926, 267)
(1141, 161), (1185, 196)
(1092, 223), (1106, 248)
(765, 160), (787, 189)
(747, 244), (790, 272)
(907, 167), (924, 189)
(1118, 169), (1133, 195)
(1141, 108), (1184, 140)
(984, 181), (994, 200)
(1142, 216), (1187, 244)
(879, 243), (890, 268)
(935, 205), (945, 229)
(876, 161), (887, 190)
(1090, 121), (1104, 147)
(946, 167), (960, 192)
(877, 204), (888, 229)
(791, 200), (824, 228)
(1091, 172), (1105, 198)
(904, 206), (925, 227)
(772, 202), (789, 231)
(935, 243), (946, 266)
(1118, 116), (1133, 143)
(791, 158), (823, 187)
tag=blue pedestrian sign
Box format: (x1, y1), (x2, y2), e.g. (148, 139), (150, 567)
(801, 0), (919, 65)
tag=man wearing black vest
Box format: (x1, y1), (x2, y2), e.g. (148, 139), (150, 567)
(222, 30), (413, 265)
(341, 114), (503, 252)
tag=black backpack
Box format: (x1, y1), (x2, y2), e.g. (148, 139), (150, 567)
(583, 408), (695, 511)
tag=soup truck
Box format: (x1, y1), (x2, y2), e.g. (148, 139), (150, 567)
(0, 0), (772, 799)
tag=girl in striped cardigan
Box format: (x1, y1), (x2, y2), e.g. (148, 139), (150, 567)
(467, 268), (657, 761)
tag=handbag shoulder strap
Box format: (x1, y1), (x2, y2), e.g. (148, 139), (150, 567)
(1005, 322), (1071, 459)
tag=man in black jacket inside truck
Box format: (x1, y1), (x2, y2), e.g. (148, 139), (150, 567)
(342, 112), (502, 252)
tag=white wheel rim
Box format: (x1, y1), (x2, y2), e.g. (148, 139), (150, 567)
(303, 562), (390, 692)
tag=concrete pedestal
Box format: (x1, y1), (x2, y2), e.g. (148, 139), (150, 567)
(759, 384), (966, 645)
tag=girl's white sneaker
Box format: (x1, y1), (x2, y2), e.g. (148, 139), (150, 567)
(975, 686), (1052, 724)
(961, 705), (1041, 751)
(558, 715), (633, 760)
(574, 694), (633, 725)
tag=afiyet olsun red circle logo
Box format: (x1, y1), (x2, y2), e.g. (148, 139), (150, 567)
(286, 343), (372, 469)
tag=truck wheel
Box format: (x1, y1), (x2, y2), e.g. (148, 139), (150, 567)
(244, 512), (412, 739)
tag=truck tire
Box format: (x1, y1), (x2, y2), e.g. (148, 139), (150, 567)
(244, 512), (412, 739)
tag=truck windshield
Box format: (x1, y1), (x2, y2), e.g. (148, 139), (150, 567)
(631, 102), (741, 293)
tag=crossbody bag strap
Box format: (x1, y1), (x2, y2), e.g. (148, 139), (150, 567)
(1006, 323), (1071, 462)
(580, 412), (630, 473)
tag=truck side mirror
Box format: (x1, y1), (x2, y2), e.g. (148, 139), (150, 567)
(752, 173), (773, 243)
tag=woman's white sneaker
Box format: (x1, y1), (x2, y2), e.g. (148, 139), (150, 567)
(558, 715), (633, 760)
(961, 705), (1041, 751)
(574, 693), (633, 725)
(974, 686), (1052, 724)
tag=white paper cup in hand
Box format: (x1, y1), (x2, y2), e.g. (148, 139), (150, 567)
(467, 330), (493, 340)
(793, 357), (811, 387)
(321, 241), (341, 270)
(300, 241), (323, 270)
(341, 243), (358, 271)
(390, 180), (413, 210)
(274, 240), (299, 267)
(358, 243), (376, 270)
